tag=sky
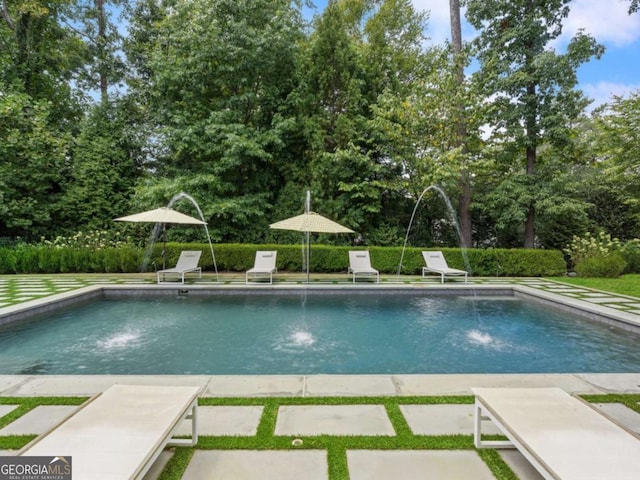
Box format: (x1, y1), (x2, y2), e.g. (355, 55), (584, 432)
(305, 0), (640, 110)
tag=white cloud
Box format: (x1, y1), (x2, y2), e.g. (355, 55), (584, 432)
(582, 81), (640, 109)
(412, 0), (640, 48)
(410, 0), (455, 44)
(560, 0), (640, 47)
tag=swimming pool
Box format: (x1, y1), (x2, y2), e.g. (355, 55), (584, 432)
(2, 291), (639, 375)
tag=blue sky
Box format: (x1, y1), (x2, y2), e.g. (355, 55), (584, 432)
(306, 0), (640, 110)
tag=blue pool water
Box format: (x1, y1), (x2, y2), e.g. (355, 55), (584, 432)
(1, 293), (639, 375)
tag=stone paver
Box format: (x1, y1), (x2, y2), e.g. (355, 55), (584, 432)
(175, 405), (263, 436)
(400, 404), (501, 435)
(3, 375), (210, 396)
(205, 375), (304, 397)
(275, 405), (395, 436)
(583, 296), (635, 304)
(142, 451), (173, 480)
(594, 403), (640, 434)
(347, 450), (495, 480)
(0, 405), (78, 435)
(0, 405), (18, 418)
(394, 373), (601, 395)
(305, 374), (396, 396)
(181, 450), (328, 480)
(498, 450), (544, 480)
(578, 373), (640, 393)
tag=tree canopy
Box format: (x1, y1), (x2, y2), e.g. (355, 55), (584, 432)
(0, 0), (638, 250)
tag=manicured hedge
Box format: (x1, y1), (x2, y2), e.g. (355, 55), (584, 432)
(0, 243), (567, 276)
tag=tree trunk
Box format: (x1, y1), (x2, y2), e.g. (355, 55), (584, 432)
(449, 0), (473, 247)
(523, 74), (537, 248)
(97, 0), (108, 104)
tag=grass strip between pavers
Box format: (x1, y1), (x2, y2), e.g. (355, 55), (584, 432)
(2, 394), (639, 480)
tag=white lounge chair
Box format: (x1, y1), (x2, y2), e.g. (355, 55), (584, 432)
(19, 384), (200, 480)
(246, 250), (278, 284)
(473, 387), (640, 480)
(348, 250), (379, 283)
(422, 250), (468, 283)
(157, 250), (202, 284)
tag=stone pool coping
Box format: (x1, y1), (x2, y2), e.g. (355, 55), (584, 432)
(2, 372), (640, 397)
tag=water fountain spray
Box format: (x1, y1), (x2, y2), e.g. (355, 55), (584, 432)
(167, 192), (219, 282)
(396, 185), (471, 280)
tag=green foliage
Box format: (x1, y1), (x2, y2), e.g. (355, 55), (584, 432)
(620, 240), (640, 273)
(202, 244), (566, 277)
(466, 0), (604, 247)
(0, 0), (637, 255)
(0, 242), (566, 276)
(565, 231), (634, 277)
(0, 246), (143, 274)
(0, 89), (72, 240)
(574, 253), (627, 278)
(564, 231), (626, 271)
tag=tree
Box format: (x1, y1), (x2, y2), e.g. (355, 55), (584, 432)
(371, 46), (485, 246)
(449, 0), (473, 248)
(584, 93), (640, 238)
(0, 0), (86, 114)
(64, 0), (127, 104)
(127, 0), (305, 242)
(60, 100), (145, 232)
(298, 0), (432, 244)
(0, 89), (71, 239)
(465, 0), (604, 247)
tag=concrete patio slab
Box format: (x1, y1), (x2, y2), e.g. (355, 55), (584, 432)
(498, 450), (544, 480)
(0, 405), (18, 418)
(305, 374), (397, 396)
(275, 405), (395, 436)
(175, 405), (263, 436)
(578, 373), (640, 393)
(0, 376), (29, 395)
(0, 405), (78, 435)
(3, 375), (210, 396)
(181, 450), (328, 480)
(142, 450), (173, 480)
(583, 297), (635, 304)
(594, 403), (640, 434)
(0, 450), (15, 456)
(544, 288), (588, 293)
(393, 374), (601, 396)
(347, 450), (495, 480)
(205, 375), (304, 397)
(400, 404), (501, 435)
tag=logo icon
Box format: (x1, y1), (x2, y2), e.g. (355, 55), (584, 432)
(0, 455), (72, 480)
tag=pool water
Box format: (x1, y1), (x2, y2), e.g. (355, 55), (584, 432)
(1, 293), (639, 375)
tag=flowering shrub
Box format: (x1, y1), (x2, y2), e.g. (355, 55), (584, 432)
(564, 231), (622, 265)
(40, 230), (128, 250)
(564, 231), (628, 277)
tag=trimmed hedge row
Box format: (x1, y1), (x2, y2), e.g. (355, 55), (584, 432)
(0, 243), (567, 277)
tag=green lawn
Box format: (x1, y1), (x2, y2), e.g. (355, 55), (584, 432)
(548, 274), (640, 298)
